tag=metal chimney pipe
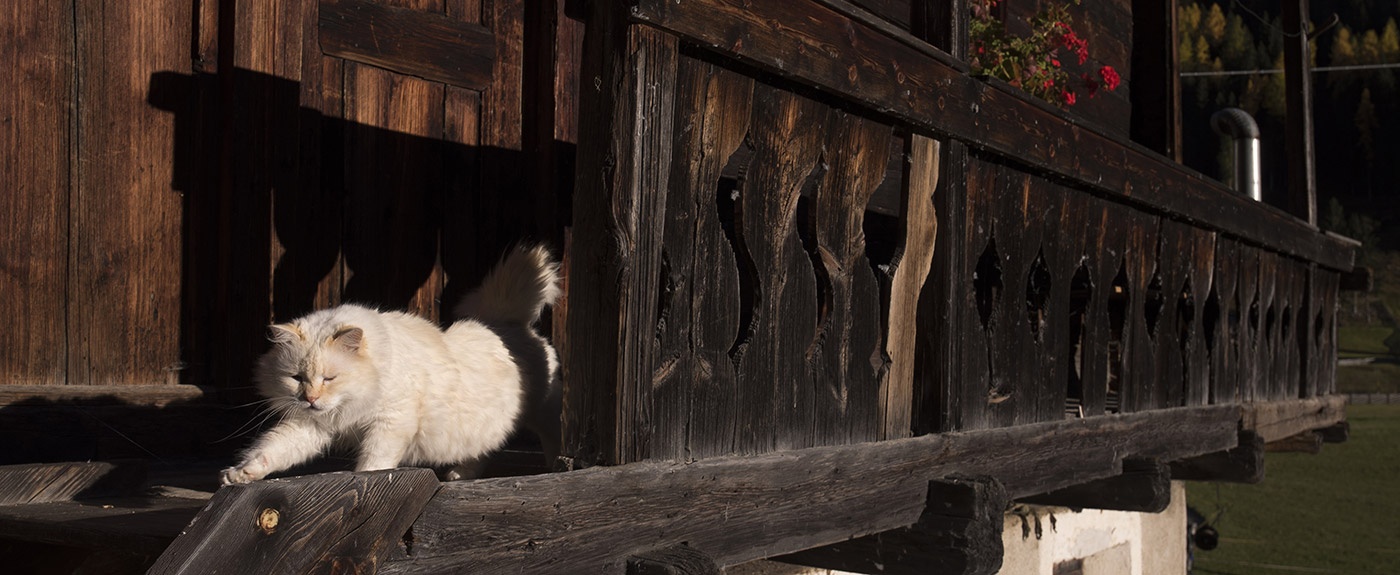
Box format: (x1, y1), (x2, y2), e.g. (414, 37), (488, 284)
(1210, 108), (1262, 201)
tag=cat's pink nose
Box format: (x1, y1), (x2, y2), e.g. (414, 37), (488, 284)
(304, 393), (320, 407)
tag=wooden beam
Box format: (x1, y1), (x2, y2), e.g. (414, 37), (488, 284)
(1241, 395), (1346, 443)
(1170, 431), (1265, 484)
(383, 406), (1237, 573)
(0, 494), (206, 557)
(1019, 458), (1171, 513)
(628, 546), (723, 575)
(1265, 431), (1323, 454)
(0, 461), (146, 505)
(775, 477), (1008, 575)
(0, 384), (210, 407)
(1317, 421), (1349, 443)
(1282, 0), (1317, 225)
(148, 468), (439, 575)
(628, 0), (1354, 271)
(319, 0), (496, 90)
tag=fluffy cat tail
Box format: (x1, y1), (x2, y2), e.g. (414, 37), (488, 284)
(455, 244), (561, 325)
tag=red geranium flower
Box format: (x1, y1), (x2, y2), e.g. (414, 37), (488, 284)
(1099, 66), (1120, 91)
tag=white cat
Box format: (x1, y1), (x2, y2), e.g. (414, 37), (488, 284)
(220, 245), (562, 485)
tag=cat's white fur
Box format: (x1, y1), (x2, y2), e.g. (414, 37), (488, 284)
(220, 245), (561, 485)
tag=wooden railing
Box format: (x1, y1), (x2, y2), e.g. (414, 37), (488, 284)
(562, 0), (1354, 468)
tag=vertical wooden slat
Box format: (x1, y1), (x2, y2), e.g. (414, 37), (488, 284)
(1117, 209), (1160, 413)
(1039, 181), (1087, 422)
(732, 84), (825, 453)
(917, 139), (966, 434)
(0, 2), (74, 386)
(809, 111), (889, 446)
(70, 0), (190, 386)
(563, 6), (678, 465)
(1255, 250), (1280, 401)
(1077, 194), (1117, 416)
(1234, 243), (1262, 403)
(650, 57), (752, 462)
(880, 135), (938, 439)
(1209, 237), (1240, 405)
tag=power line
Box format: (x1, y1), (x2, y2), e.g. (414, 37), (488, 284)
(1181, 62), (1400, 77)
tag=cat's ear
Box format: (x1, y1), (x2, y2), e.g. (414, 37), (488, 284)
(267, 323), (302, 344)
(333, 327), (364, 354)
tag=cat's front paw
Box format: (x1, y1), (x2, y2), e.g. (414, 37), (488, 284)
(220, 465), (262, 486)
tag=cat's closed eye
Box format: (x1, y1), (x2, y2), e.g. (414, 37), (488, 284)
(324, 375), (337, 382)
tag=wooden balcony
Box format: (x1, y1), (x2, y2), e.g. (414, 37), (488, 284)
(0, 0), (1355, 573)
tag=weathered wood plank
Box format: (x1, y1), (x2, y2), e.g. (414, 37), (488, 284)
(628, 546), (723, 575)
(917, 139), (967, 434)
(1170, 430), (1265, 484)
(731, 85), (825, 453)
(1209, 237), (1241, 404)
(880, 134), (938, 440)
(809, 111), (890, 446)
(148, 468), (439, 575)
(388, 405), (1238, 574)
(650, 56), (753, 461)
(0, 384), (209, 407)
(1241, 395), (1346, 443)
(0, 494), (207, 557)
(776, 477), (1007, 575)
(0, 1), (73, 386)
(0, 461), (146, 506)
(628, 0), (1354, 271)
(70, 0), (190, 386)
(563, 5), (678, 465)
(1019, 458), (1171, 513)
(320, 0), (496, 90)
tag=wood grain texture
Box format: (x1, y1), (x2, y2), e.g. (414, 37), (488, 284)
(1169, 430), (1265, 484)
(628, 546), (723, 575)
(148, 468), (439, 575)
(0, 461), (146, 506)
(563, 5), (677, 465)
(0, 494), (207, 557)
(629, 0), (1354, 271)
(342, 62), (446, 319)
(880, 134), (939, 440)
(1019, 457), (1170, 513)
(650, 56), (752, 461)
(732, 84), (825, 453)
(0, 384), (208, 407)
(388, 404), (1238, 574)
(807, 110), (890, 446)
(1209, 237), (1241, 405)
(1241, 395), (1346, 443)
(776, 477), (1007, 575)
(69, 0), (190, 386)
(320, 0), (497, 89)
(1265, 431), (1322, 454)
(0, 1), (73, 386)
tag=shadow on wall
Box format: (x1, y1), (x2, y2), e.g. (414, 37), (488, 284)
(145, 69), (572, 395)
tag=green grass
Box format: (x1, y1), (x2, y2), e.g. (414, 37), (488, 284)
(1337, 326), (1396, 358)
(1186, 404), (1400, 575)
(1337, 363), (1400, 394)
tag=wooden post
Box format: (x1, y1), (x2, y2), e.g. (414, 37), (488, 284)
(1282, 0), (1316, 225)
(1019, 458), (1171, 513)
(148, 469), (439, 575)
(563, 1), (678, 465)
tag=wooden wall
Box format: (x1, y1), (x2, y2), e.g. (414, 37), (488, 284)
(0, 0), (571, 397)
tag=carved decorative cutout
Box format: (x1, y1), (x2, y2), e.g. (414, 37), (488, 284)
(1203, 285), (1221, 354)
(1106, 261), (1130, 414)
(1066, 262), (1092, 416)
(974, 237), (1003, 333)
(1264, 304), (1277, 343)
(1177, 280), (1195, 405)
(1025, 250), (1052, 340)
(1144, 267), (1164, 339)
